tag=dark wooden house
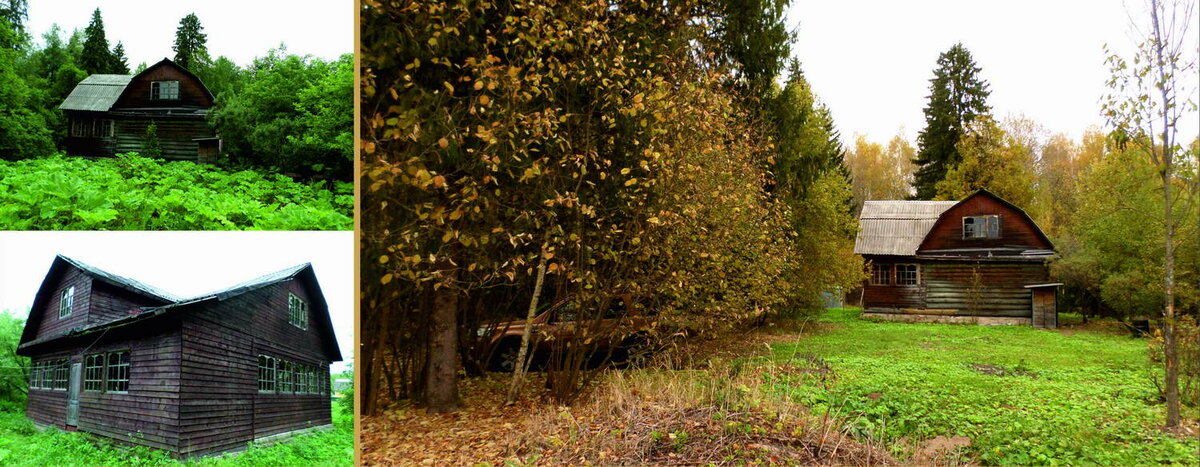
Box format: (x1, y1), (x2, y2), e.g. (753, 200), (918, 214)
(854, 189), (1061, 328)
(17, 255), (341, 457)
(60, 58), (220, 162)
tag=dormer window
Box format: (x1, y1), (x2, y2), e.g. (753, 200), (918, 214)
(288, 293), (308, 330)
(963, 215), (1000, 239)
(151, 80), (180, 100)
(59, 287), (74, 318)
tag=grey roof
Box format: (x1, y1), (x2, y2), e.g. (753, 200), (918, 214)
(178, 263), (311, 304)
(59, 74), (133, 111)
(58, 255), (181, 302)
(854, 200), (957, 256)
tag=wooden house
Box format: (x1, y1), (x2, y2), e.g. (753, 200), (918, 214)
(17, 255), (342, 457)
(853, 189), (1060, 328)
(60, 58), (220, 162)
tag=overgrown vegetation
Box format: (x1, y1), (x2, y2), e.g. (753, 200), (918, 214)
(0, 154), (352, 230)
(0, 403), (352, 466)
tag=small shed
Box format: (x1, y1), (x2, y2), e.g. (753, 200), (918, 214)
(60, 58), (218, 161)
(854, 189), (1059, 328)
(18, 255), (341, 457)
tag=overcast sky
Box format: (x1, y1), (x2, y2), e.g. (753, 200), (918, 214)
(0, 231), (354, 373)
(26, 0), (353, 68)
(787, 0), (1199, 145)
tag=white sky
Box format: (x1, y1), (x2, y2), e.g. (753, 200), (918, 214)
(26, 0), (353, 68)
(0, 231), (354, 373)
(787, 0), (1199, 146)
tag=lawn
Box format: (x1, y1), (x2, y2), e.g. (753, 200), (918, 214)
(0, 403), (353, 466)
(769, 308), (1198, 465)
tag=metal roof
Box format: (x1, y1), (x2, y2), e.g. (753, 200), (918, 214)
(59, 74), (133, 111)
(58, 255), (181, 302)
(854, 200), (957, 256)
(178, 263), (311, 304)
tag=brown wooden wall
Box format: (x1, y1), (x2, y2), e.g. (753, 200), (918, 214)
(917, 195), (1052, 252)
(113, 118), (212, 161)
(25, 349), (74, 427)
(112, 64), (213, 110)
(89, 281), (169, 325)
(861, 259), (926, 310)
(34, 268), (93, 340)
(923, 262), (1048, 317)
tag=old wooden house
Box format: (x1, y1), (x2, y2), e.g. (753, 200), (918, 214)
(60, 58), (220, 162)
(18, 255), (341, 457)
(853, 189), (1061, 328)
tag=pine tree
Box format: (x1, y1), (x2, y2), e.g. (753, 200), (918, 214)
(912, 43), (991, 199)
(172, 13), (208, 70)
(80, 8), (114, 74)
(111, 41), (129, 74)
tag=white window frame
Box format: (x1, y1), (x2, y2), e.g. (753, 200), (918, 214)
(59, 287), (74, 318)
(963, 215), (1001, 239)
(896, 264), (920, 286)
(84, 353), (105, 392)
(151, 80), (180, 100)
(870, 263), (891, 286)
(105, 350), (130, 393)
(288, 293), (308, 330)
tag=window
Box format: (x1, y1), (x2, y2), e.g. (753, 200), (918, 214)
(870, 263), (891, 285)
(84, 354), (105, 391)
(69, 119), (115, 138)
(288, 294), (308, 330)
(53, 360), (68, 390)
(258, 355), (277, 392)
(59, 287), (74, 318)
(963, 215), (1001, 239)
(280, 360), (293, 393)
(896, 264), (920, 286)
(105, 351), (130, 392)
(151, 80), (180, 100)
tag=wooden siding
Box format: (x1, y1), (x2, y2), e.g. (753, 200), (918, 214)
(89, 281), (166, 325)
(25, 349), (74, 426)
(112, 64), (213, 110)
(178, 319), (255, 457)
(113, 118), (212, 161)
(923, 262), (1048, 317)
(34, 269), (92, 340)
(918, 195), (1052, 252)
(861, 259), (926, 309)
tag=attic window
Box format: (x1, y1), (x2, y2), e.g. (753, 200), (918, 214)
(151, 80), (180, 100)
(288, 293), (308, 330)
(963, 215), (1000, 239)
(59, 286), (74, 318)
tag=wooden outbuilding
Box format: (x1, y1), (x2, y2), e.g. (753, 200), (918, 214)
(17, 255), (341, 457)
(60, 58), (219, 161)
(853, 189), (1059, 328)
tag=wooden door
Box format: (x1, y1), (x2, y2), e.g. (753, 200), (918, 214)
(66, 362), (81, 426)
(1031, 289), (1057, 329)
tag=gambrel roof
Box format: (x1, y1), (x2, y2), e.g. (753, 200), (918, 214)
(18, 256), (341, 361)
(59, 58), (215, 112)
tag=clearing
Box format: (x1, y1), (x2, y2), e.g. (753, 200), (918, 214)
(368, 308), (1198, 465)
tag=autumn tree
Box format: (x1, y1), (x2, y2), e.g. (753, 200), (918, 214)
(1101, 0), (1198, 428)
(935, 116), (1036, 209)
(172, 13), (209, 70)
(913, 43), (992, 199)
(844, 133), (916, 209)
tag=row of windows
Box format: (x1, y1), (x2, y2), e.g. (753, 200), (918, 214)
(59, 286), (74, 318)
(870, 264), (920, 286)
(288, 293), (308, 330)
(257, 355), (327, 395)
(29, 359), (68, 390)
(70, 119), (114, 138)
(85, 351), (130, 393)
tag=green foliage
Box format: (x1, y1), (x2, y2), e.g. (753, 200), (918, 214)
(79, 8), (118, 74)
(0, 19), (55, 160)
(0, 311), (28, 413)
(700, 0), (793, 96)
(0, 154), (352, 230)
(195, 56), (245, 100)
(210, 50), (352, 180)
(172, 13), (208, 70)
(935, 116), (1036, 208)
(913, 43), (991, 199)
(770, 309), (1199, 465)
(0, 0), (27, 48)
(111, 41), (129, 74)
(141, 122), (163, 159)
(769, 67), (845, 196)
(0, 403), (352, 466)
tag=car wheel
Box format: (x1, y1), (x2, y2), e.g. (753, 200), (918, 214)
(495, 343), (520, 372)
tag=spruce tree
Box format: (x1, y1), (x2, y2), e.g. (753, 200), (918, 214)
(911, 42), (991, 199)
(172, 13), (208, 70)
(80, 8), (114, 74)
(111, 41), (129, 74)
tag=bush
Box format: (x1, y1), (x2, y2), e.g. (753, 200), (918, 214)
(0, 154), (352, 230)
(1149, 315), (1199, 408)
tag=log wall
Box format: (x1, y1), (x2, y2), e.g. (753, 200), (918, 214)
(923, 262), (1048, 317)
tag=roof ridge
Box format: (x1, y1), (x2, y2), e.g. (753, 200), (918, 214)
(57, 255), (181, 302)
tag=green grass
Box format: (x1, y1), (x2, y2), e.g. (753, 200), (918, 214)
(768, 308), (1199, 465)
(0, 154), (353, 230)
(0, 403), (352, 466)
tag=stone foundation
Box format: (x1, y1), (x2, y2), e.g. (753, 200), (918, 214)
(861, 312), (1031, 326)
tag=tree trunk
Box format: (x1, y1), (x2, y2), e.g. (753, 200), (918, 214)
(1161, 162), (1180, 428)
(507, 243), (549, 405)
(424, 257), (461, 413)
